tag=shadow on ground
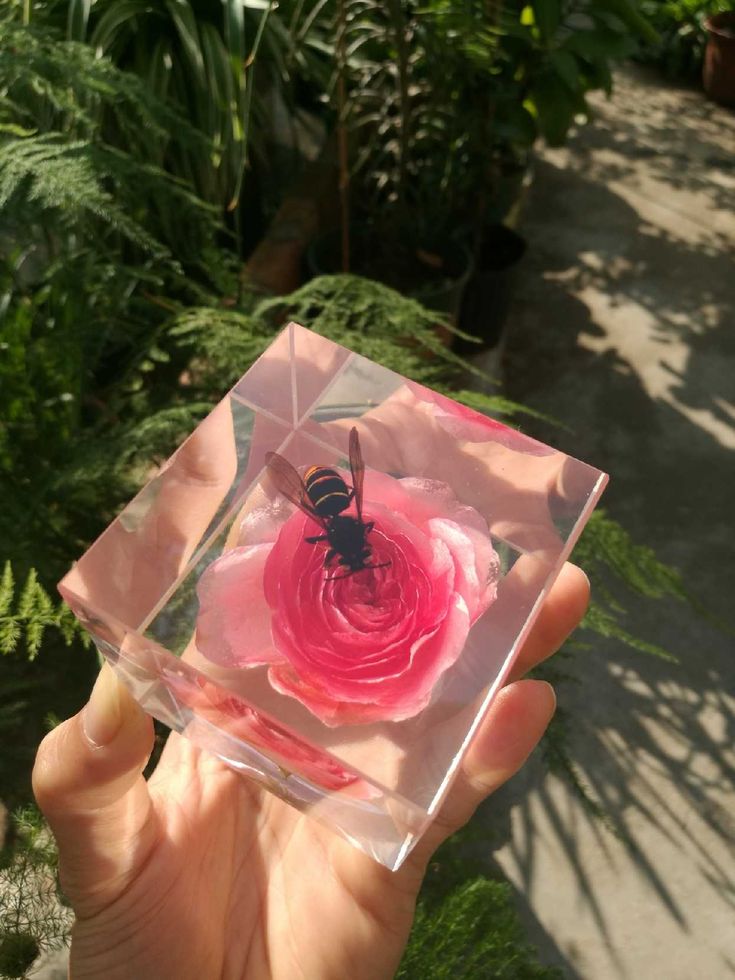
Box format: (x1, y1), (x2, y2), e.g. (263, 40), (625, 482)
(477, 65), (735, 980)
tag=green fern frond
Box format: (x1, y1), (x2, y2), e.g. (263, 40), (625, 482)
(400, 863), (560, 979)
(452, 388), (559, 426)
(0, 132), (199, 257)
(582, 600), (678, 662)
(0, 19), (219, 263)
(0, 563), (87, 661)
(575, 509), (687, 602)
(0, 807), (71, 980)
(567, 509), (690, 663)
(255, 273), (460, 383)
(165, 307), (273, 392)
(0, 563), (13, 618)
(0, 21), (207, 154)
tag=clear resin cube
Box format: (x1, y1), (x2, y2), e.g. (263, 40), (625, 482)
(59, 322), (608, 870)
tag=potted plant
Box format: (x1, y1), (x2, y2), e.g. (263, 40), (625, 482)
(305, 0), (658, 334)
(306, 0), (497, 320)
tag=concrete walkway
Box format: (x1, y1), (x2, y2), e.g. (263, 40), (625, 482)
(490, 65), (735, 979)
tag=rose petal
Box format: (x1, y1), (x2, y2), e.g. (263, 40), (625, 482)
(196, 545), (277, 667)
(268, 593), (469, 725)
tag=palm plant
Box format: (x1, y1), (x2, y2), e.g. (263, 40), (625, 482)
(48, 0), (332, 251)
(75, 1), (273, 218)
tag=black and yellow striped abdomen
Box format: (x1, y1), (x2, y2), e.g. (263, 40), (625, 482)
(304, 466), (351, 517)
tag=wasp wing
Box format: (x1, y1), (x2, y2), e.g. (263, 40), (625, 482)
(265, 452), (325, 527)
(348, 426), (365, 521)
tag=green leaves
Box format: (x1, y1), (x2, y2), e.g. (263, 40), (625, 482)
(577, 510), (687, 603)
(66, 0), (91, 41)
(598, 0), (661, 44)
(529, 70), (585, 146)
(85, 0), (280, 216)
(562, 26), (637, 60)
(223, 0), (247, 63)
(519, 0), (659, 146)
(0, 564), (86, 661)
(165, 0), (207, 84)
(0, 807), (72, 979)
(0, 135), (168, 254)
(256, 274), (461, 383)
(574, 509), (688, 661)
(400, 866), (561, 978)
(532, 0), (561, 41)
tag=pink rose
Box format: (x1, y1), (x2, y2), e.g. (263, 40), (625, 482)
(196, 469), (500, 726)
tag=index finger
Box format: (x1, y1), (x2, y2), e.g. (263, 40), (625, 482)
(507, 561), (590, 682)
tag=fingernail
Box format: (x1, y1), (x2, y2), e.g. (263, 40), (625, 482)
(82, 664), (123, 748)
(541, 680), (557, 713)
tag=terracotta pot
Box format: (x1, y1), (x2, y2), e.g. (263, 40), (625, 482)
(703, 12), (735, 107)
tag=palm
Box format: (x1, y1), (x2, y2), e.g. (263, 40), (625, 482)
(70, 733), (418, 980)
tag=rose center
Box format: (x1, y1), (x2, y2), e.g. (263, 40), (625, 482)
(324, 555), (401, 618)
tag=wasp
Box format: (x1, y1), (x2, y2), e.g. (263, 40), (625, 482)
(265, 427), (389, 580)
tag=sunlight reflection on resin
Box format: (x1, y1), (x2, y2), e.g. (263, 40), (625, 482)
(59, 322), (608, 870)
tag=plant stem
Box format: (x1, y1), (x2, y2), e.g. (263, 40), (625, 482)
(336, 0), (350, 272)
(473, 0), (503, 260)
(387, 0), (411, 221)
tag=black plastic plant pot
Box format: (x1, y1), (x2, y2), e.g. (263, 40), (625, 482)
(456, 224), (528, 355)
(305, 226), (474, 321)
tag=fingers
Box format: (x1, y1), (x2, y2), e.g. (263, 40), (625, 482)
(405, 563), (586, 870)
(508, 561), (590, 681)
(32, 664), (157, 918)
(411, 679), (556, 866)
(414, 563), (587, 848)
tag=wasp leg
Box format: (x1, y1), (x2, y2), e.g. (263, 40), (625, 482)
(324, 548), (338, 566)
(306, 534), (329, 544)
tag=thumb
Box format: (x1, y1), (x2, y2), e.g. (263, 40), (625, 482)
(32, 663), (157, 917)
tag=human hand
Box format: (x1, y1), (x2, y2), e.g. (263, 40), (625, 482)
(33, 562), (588, 980)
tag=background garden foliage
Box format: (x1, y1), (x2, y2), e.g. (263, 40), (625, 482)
(0, 1), (696, 976)
(637, 0), (730, 79)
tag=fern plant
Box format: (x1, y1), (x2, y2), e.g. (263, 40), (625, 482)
(0, 564), (87, 662)
(0, 17), (216, 260)
(0, 18), (235, 576)
(0, 808), (71, 980)
(398, 830), (562, 978)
